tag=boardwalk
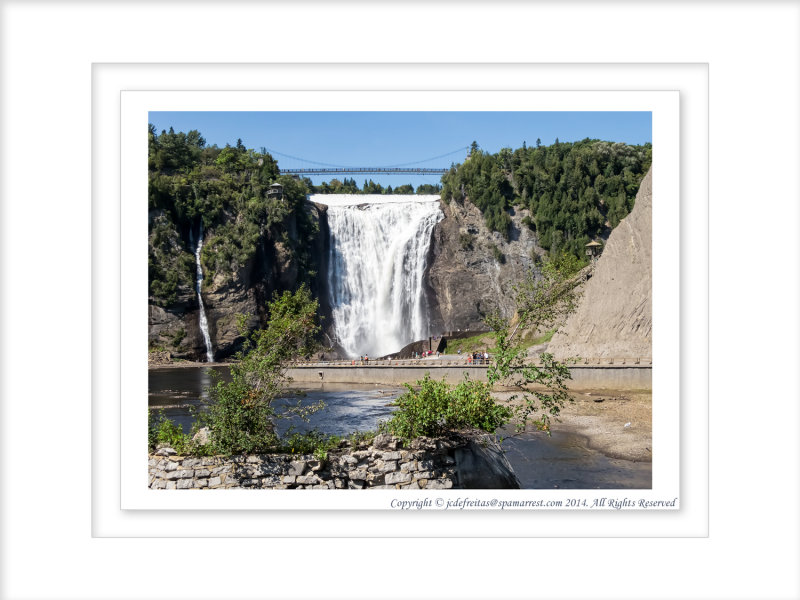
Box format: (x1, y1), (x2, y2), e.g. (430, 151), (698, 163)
(285, 357), (653, 389)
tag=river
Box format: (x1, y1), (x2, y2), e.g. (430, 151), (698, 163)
(149, 366), (650, 489)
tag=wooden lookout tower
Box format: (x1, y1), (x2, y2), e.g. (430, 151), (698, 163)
(585, 239), (603, 263)
(267, 182), (284, 201)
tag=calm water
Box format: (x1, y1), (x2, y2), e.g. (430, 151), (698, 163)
(499, 428), (651, 489)
(149, 366), (650, 489)
(149, 366), (401, 437)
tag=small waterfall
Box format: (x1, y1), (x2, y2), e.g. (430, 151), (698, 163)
(311, 194), (443, 358)
(190, 224), (214, 362)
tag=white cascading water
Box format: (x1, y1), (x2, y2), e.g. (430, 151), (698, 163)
(189, 224), (215, 362)
(310, 194), (443, 359)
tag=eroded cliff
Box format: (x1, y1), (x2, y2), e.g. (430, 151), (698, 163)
(547, 168), (653, 359)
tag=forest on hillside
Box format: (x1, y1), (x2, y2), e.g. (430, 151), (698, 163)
(440, 139), (652, 259)
(149, 127), (650, 309)
(148, 126), (320, 307)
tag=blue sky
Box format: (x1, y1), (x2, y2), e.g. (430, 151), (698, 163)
(149, 111), (651, 188)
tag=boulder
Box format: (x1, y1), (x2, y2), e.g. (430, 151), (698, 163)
(453, 435), (521, 489)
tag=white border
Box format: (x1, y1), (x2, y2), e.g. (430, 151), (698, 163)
(121, 90), (679, 513)
(6, 1), (799, 598)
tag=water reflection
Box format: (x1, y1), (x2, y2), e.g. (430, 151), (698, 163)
(148, 366), (399, 437)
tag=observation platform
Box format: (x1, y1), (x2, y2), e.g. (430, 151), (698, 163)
(285, 357), (652, 390)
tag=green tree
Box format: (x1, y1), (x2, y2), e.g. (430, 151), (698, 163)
(201, 285), (323, 454)
(484, 252), (584, 432)
(416, 183), (442, 194)
(393, 183), (414, 194)
(438, 138), (650, 261)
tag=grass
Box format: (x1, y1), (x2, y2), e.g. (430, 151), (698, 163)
(524, 329), (556, 345)
(442, 329), (557, 356)
(442, 332), (498, 356)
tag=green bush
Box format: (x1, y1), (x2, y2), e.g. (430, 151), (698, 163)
(148, 409), (192, 454)
(380, 374), (511, 441)
(279, 429), (343, 462)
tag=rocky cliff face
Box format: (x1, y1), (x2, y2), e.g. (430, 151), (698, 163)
(547, 168), (653, 360)
(425, 199), (542, 334)
(148, 202), (327, 361)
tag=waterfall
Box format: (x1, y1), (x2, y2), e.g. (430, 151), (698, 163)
(190, 224), (214, 362)
(311, 194), (443, 358)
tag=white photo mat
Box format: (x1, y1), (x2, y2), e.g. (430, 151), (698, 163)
(10, 1), (800, 597)
(91, 63), (706, 537)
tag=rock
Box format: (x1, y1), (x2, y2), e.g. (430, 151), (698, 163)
(287, 461), (307, 476)
(425, 478), (454, 490)
(385, 471), (412, 485)
(379, 461), (398, 473)
(426, 199), (541, 333)
(295, 474), (319, 485)
(148, 349), (172, 365)
(453, 435), (521, 489)
(400, 461), (417, 472)
(548, 168), (652, 360)
(410, 437), (437, 451)
(349, 469), (369, 481)
(191, 427), (211, 446)
(155, 447), (177, 457)
(371, 434), (396, 451)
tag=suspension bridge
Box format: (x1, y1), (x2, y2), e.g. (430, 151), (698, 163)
(280, 167), (448, 176)
(264, 145), (470, 177)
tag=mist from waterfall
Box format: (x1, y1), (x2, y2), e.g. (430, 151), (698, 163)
(311, 194), (443, 359)
(190, 224), (215, 363)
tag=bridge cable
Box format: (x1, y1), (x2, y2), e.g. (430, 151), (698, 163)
(264, 145), (470, 170)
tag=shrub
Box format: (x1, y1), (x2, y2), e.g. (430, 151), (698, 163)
(279, 429), (342, 459)
(148, 409), (191, 453)
(489, 243), (506, 264)
(459, 232), (475, 250)
(380, 374), (511, 441)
